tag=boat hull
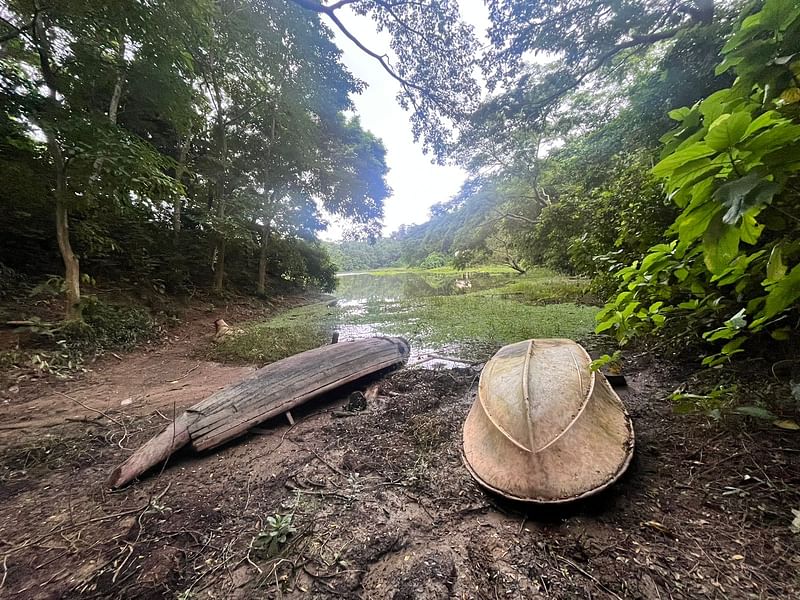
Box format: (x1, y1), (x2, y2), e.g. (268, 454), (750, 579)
(462, 339), (634, 503)
(109, 336), (410, 488)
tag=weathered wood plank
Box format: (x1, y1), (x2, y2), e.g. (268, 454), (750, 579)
(107, 412), (192, 489)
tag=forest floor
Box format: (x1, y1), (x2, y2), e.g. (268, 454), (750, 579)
(0, 293), (799, 599)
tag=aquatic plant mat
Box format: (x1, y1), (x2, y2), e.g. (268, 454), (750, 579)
(1, 359), (798, 598)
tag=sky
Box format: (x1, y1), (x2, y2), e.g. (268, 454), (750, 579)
(321, 1), (490, 240)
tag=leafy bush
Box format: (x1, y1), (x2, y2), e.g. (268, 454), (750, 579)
(598, 0), (800, 364)
(62, 297), (158, 352)
(420, 252), (448, 269)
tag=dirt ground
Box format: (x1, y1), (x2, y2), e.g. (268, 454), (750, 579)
(1, 301), (799, 599)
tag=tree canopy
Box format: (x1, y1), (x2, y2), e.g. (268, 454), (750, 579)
(1, 0), (391, 314)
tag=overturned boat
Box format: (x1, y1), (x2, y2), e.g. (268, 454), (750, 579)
(462, 339), (634, 503)
(109, 336), (410, 488)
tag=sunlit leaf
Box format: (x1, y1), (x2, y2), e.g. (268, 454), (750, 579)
(705, 113), (752, 151)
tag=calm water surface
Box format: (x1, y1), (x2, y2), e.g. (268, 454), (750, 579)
(332, 271), (514, 366)
(335, 271), (514, 304)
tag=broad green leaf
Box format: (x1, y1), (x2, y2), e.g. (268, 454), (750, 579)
(743, 123), (800, 152)
(744, 111), (784, 137)
(774, 419), (800, 430)
(721, 336), (746, 355)
(676, 202), (720, 243)
(668, 107), (692, 121)
(653, 144), (717, 179)
(766, 246), (787, 282)
(705, 327), (738, 341)
(763, 263), (800, 318)
(740, 211), (765, 244)
(734, 406), (775, 420)
(703, 214), (741, 275)
(595, 319), (616, 334)
(700, 90), (734, 124)
(705, 113), (752, 151)
(668, 159), (723, 193)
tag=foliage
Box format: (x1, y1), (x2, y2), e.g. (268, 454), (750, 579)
(590, 350), (623, 373)
(598, 0), (800, 364)
(294, 0), (480, 159)
(419, 252), (448, 269)
(252, 514), (297, 558)
(0, 0), (391, 319)
(323, 237), (404, 272)
(485, 0), (719, 97)
(71, 298), (159, 351)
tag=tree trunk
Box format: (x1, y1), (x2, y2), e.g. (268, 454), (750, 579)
(107, 36), (126, 124)
(257, 112), (278, 296)
(211, 75), (227, 294)
(91, 35), (126, 182)
(213, 241), (226, 292)
(33, 8), (81, 320)
(53, 145), (82, 320)
(173, 132), (192, 242)
(257, 220), (270, 296)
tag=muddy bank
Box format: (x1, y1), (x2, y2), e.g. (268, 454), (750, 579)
(1, 355), (798, 599)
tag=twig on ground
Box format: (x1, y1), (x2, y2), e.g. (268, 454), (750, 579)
(311, 449), (346, 478)
(168, 363), (200, 384)
(54, 391), (125, 427)
(558, 556), (623, 600)
(244, 473), (253, 513)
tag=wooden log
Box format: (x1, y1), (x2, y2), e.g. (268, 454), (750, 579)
(108, 336), (410, 488)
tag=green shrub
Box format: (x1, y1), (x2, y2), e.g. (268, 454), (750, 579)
(62, 298), (159, 352)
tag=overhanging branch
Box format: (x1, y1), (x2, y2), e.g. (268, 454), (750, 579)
(289, 0), (440, 105)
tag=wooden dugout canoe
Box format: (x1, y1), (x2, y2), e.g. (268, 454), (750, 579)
(108, 336), (410, 488)
(462, 339), (634, 503)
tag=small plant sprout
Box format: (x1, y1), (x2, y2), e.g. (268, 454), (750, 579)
(252, 513), (297, 558)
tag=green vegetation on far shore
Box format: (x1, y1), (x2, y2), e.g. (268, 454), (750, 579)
(214, 267), (597, 364)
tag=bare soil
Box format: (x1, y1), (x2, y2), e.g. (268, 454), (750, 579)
(0, 301), (798, 599)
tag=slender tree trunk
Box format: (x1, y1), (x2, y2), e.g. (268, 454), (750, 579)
(212, 112), (227, 293)
(107, 36), (125, 124)
(91, 35), (126, 181)
(257, 190), (274, 296)
(257, 112), (278, 296)
(173, 132), (192, 242)
(209, 68), (228, 294)
(257, 220), (270, 296)
(52, 142), (82, 320)
(33, 7), (81, 320)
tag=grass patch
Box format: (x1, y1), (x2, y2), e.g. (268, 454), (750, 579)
(481, 268), (592, 304)
(347, 264), (519, 277)
(212, 302), (337, 364)
(344, 295), (599, 360)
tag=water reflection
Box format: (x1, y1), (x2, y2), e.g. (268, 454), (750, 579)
(335, 271), (514, 303)
(331, 271), (516, 368)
